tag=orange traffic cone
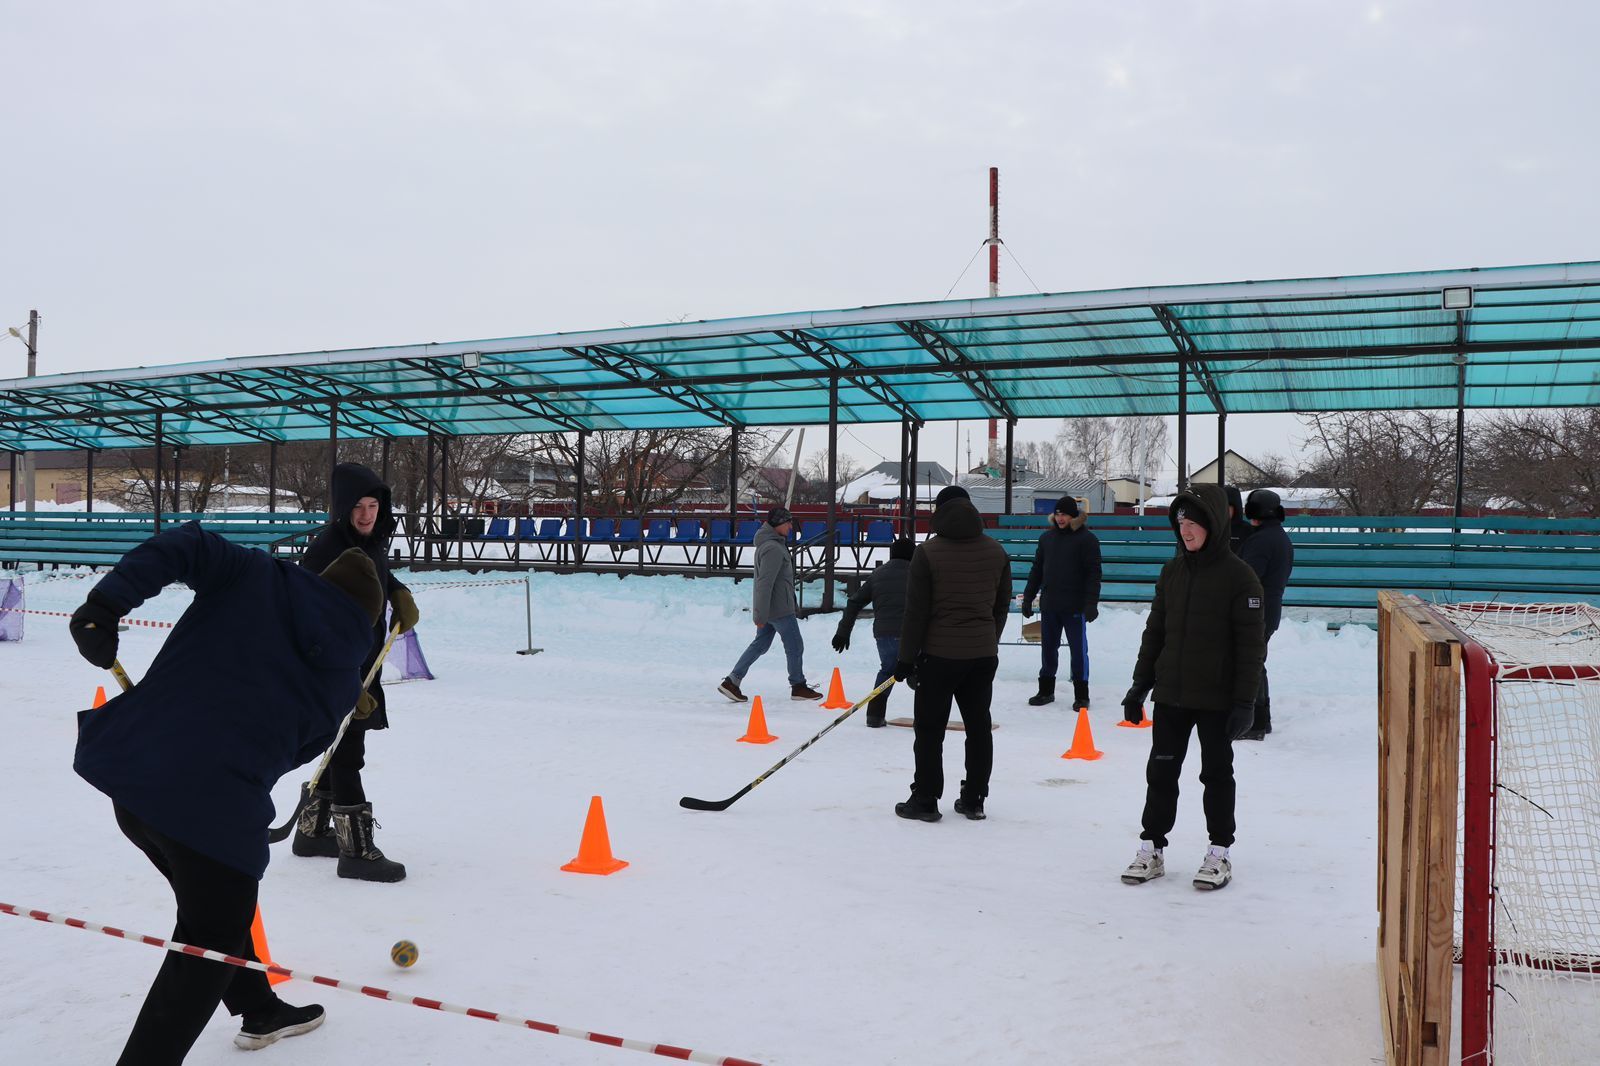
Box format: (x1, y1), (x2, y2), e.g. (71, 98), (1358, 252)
(561, 796), (629, 876)
(1116, 702), (1153, 729)
(820, 667), (852, 709)
(1061, 706), (1104, 760)
(250, 906), (289, 986)
(91, 686), (107, 709)
(737, 696), (778, 744)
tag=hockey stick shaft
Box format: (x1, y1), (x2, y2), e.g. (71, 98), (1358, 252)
(679, 676), (896, 812)
(0, 902), (763, 1065)
(265, 623), (402, 843)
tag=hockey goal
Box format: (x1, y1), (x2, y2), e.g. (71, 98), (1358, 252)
(1378, 593), (1600, 1065)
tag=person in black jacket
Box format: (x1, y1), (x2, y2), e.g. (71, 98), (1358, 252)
(1118, 483), (1265, 892)
(1223, 483), (1253, 554)
(833, 537), (916, 727)
(893, 486), (1012, 822)
(1237, 489), (1294, 740)
(69, 522), (384, 1062)
(295, 463), (419, 882)
(1021, 496), (1102, 709)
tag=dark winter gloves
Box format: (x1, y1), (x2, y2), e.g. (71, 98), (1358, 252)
(319, 549), (383, 625)
(1226, 700), (1255, 741)
(353, 689), (378, 720)
(1020, 598), (1034, 619)
(389, 584), (419, 634)
(893, 660), (920, 690)
(1121, 684), (1148, 725)
(831, 625), (850, 654)
(1083, 603), (1099, 623)
(69, 590), (122, 669)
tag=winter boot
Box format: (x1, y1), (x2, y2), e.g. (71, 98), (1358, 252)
(718, 676), (747, 702)
(234, 999), (325, 1050)
(290, 787), (338, 858)
(865, 692), (888, 728)
(1027, 677), (1056, 707)
(791, 682), (823, 701)
(1121, 843), (1165, 885)
(1193, 845), (1232, 891)
(331, 802), (407, 883)
(953, 780), (986, 821)
(1072, 679), (1090, 711)
(1239, 699), (1272, 740)
(894, 793), (942, 823)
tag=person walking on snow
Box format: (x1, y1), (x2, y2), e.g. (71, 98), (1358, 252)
(893, 485), (1012, 822)
(295, 462), (419, 883)
(719, 506), (823, 702)
(1237, 488), (1294, 740)
(1020, 496), (1102, 709)
(1119, 483), (1265, 891)
(832, 537), (916, 727)
(68, 522), (385, 1062)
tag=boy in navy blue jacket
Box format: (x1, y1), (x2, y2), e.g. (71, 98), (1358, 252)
(69, 522), (382, 1063)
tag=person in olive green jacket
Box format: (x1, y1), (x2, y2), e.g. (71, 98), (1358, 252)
(1119, 482), (1265, 892)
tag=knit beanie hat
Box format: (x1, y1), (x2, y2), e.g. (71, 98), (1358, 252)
(889, 537), (916, 561)
(1173, 503), (1211, 530)
(933, 485), (970, 509)
(320, 548), (384, 626)
(766, 506), (792, 527)
(1053, 496), (1080, 517)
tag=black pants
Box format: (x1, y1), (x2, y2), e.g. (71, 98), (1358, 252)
(113, 804), (277, 1066)
(1139, 704), (1236, 850)
(326, 714), (371, 804)
(1251, 622), (1279, 732)
(911, 655), (998, 802)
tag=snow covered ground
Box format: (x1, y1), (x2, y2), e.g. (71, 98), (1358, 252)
(0, 567), (1386, 1065)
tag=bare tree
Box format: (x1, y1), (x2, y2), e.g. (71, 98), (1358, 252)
(527, 429), (775, 516)
(1056, 417), (1117, 479)
(1013, 439), (1066, 479)
(1236, 451), (1296, 490)
(1112, 416), (1169, 490)
(1475, 408), (1600, 516)
(1302, 411), (1468, 515)
(113, 444), (240, 512)
(793, 451), (866, 504)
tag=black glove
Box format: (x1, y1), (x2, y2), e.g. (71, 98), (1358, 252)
(1021, 599), (1034, 619)
(1083, 603), (1099, 623)
(893, 660), (919, 690)
(831, 627), (849, 654)
(69, 591), (122, 670)
(1226, 700), (1256, 741)
(1121, 684), (1148, 725)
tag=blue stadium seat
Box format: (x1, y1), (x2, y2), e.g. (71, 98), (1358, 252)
(484, 517), (511, 540)
(863, 520), (894, 545)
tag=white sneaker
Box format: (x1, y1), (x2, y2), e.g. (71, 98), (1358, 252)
(1121, 843), (1164, 884)
(1193, 845), (1232, 890)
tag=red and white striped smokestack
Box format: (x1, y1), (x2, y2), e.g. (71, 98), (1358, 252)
(987, 166), (1000, 471)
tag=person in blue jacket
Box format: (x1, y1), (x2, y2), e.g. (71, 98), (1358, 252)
(69, 521), (383, 1064)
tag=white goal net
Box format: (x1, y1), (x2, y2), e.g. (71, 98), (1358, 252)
(1429, 602), (1600, 1065)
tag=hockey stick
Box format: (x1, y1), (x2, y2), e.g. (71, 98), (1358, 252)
(266, 623), (402, 844)
(679, 676), (896, 812)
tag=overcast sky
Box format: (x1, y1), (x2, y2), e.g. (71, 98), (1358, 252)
(3, 1), (1596, 481)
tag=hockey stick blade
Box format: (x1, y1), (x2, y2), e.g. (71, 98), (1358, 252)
(678, 676), (896, 813)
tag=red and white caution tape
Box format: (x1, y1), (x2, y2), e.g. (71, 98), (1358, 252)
(0, 902), (763, 1065)
(1, 608), (174, 628)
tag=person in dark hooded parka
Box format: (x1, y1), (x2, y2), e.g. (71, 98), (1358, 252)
(833, 536), (917, 727)
(69, 521), (384, 1062)
(1117, 483), (1265, 892)
(1237, 488), (1294, 739)
(295, 462), (419, 882)
(1223, 483), (1253, 554)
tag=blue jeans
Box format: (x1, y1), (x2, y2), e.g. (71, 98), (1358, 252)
(874, 636), (900, 689)
(1040, 610), (1089, 681)
(731, 613), (806, 687)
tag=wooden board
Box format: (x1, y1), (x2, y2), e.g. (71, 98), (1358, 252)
(887, 717), (1000, 732)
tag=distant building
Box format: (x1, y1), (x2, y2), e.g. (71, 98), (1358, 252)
(1189, 450), (1270, 486)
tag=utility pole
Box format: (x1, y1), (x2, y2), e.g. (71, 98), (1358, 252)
(985, 167), (1000, 475)
(15, 311), (39, 511)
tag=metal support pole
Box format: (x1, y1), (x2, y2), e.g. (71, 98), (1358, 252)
(1177, 360), (1189, 491)
(899, 419), (910, 520)
(1454, 351), (1468, 519)
(153, 414), (164, 532)
(328, 402), (338, 509)
(516, 572), (544, 655)
(21, 310), (37, 513)
(574, 430), (587, 567)
(1216, 412), (1227, 486)
(824, 376), (839, 611)
(424, 434), (435, 566)
(727, 426), (740, 568)
(85, 449), (95, 512)
(172, 446), (183, 514)
(908, 422), (920, 538)
(381, 437), (391, 486)
(268, 442), (278, 514)
(1004, 418), (1015, 514)
(442, 436), (457, 564)
(6, 452), (15, 513)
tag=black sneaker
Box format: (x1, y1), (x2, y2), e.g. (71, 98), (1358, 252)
(718, 676), (747, 702)
(791, 682), (823, 701)
(894, 798), (941, 823)
(234, 1001), (325, 1050)
(953, 795), (986, 820)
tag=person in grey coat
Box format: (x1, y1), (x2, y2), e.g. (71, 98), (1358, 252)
(832, 537), (916, 727)
(719, 507), (823, 702)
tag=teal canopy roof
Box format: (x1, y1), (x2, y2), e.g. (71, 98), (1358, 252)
(3, 260), (1599, 452)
